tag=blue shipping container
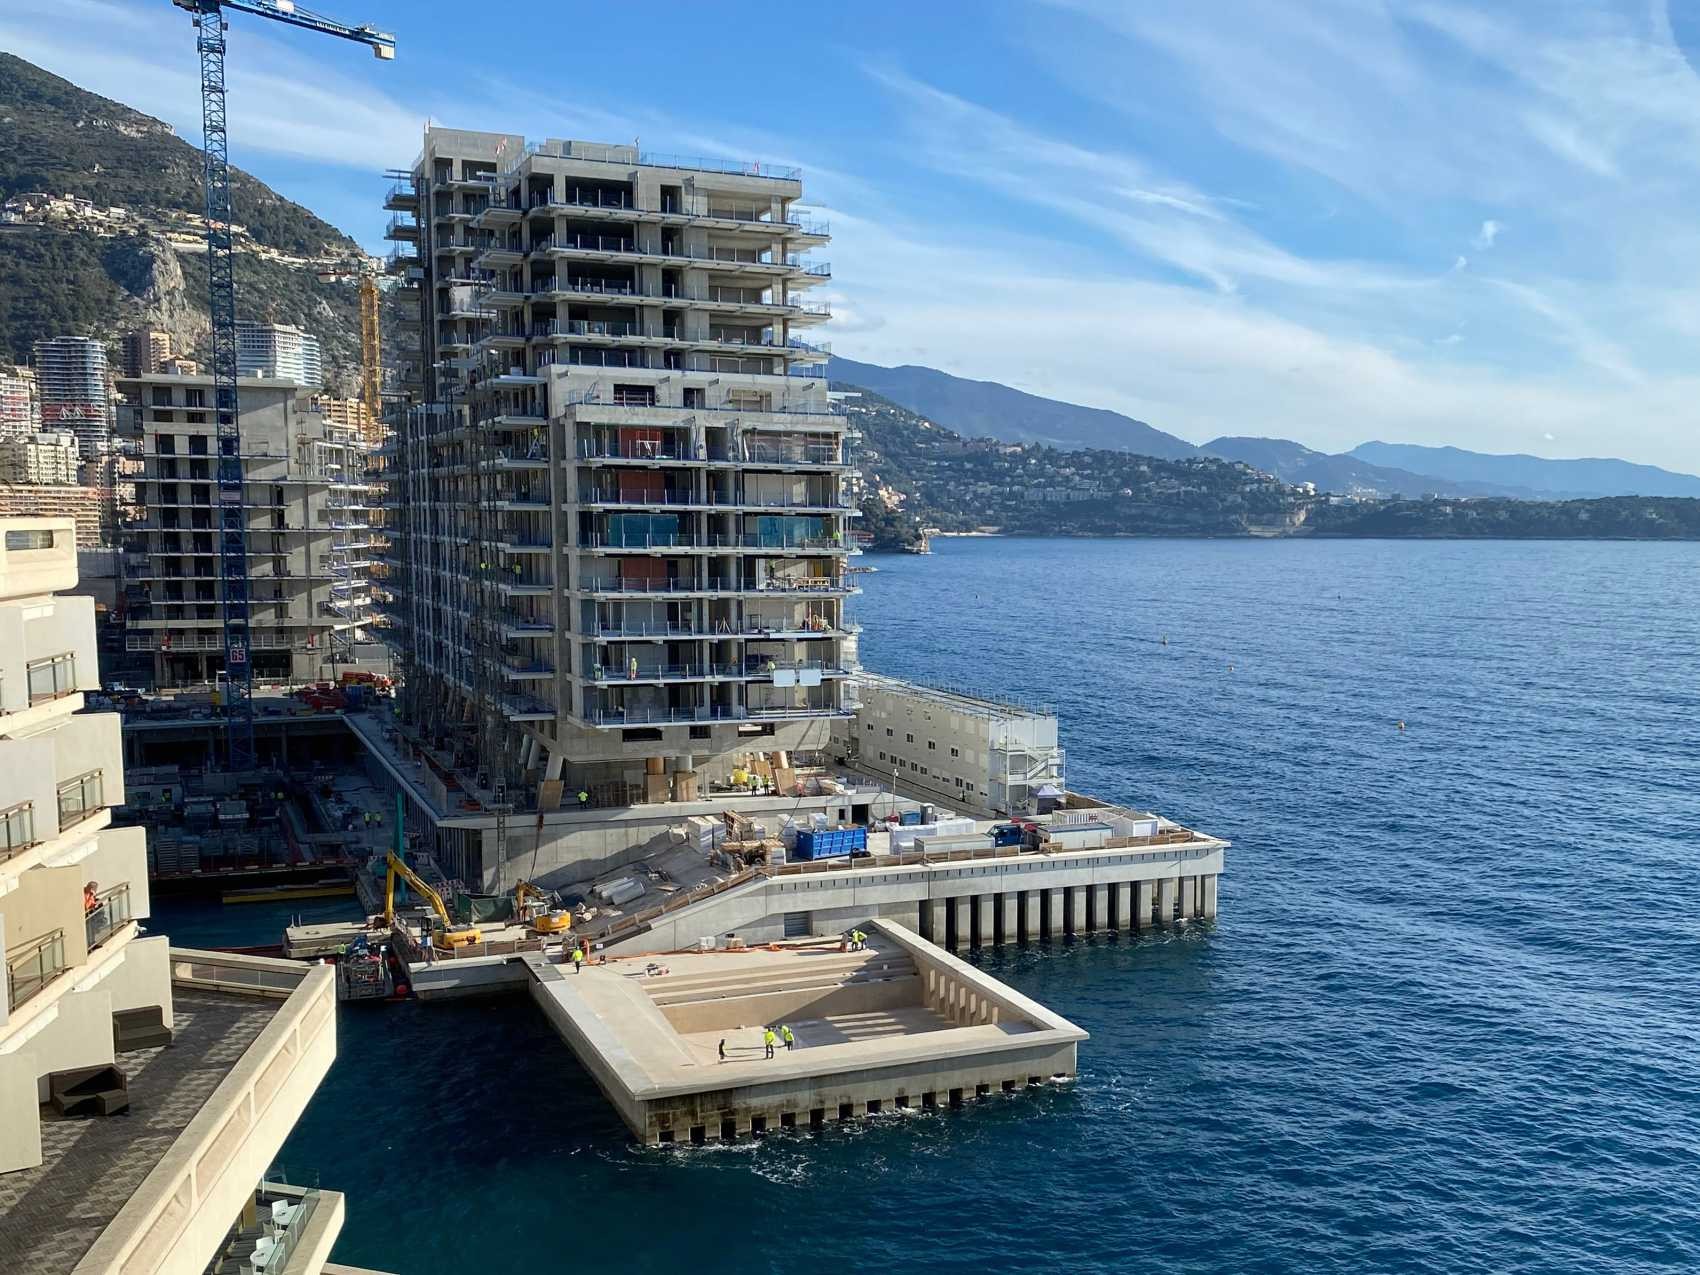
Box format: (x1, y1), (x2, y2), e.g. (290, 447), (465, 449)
(792, 826), (869, 860)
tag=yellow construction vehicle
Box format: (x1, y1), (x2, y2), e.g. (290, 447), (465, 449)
(515, 880), (573, 934)
(384, 851), (480, 950)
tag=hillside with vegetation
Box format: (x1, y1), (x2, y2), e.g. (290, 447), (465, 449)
(0, 53), (391, 390)
(844, 385), (1700, 545)
(846, 386), (1307, 546)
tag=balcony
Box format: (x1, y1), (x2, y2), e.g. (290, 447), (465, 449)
(84, 881), (133, 951)
(57, 769), (105, 834)
(5, 926), (66, 1011)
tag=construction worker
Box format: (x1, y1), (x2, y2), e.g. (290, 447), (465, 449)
(763, 1026), (777, 1059)
(781, 1024), (795, 1052)
(718, 1038), (727, 1063)
(577, 789), (590, 808)
(851, 929), (866, 951)
(570, 944), (585, 974)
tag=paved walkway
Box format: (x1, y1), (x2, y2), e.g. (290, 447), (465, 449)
(0, 990), (275, 1272)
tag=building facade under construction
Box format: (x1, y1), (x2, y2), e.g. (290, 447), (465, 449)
(382, 128), (849, 808)
(116, 373), (380, 685)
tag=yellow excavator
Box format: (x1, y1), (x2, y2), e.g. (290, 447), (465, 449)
(384, 851), (481, 950)
(515, 880), (574, 934)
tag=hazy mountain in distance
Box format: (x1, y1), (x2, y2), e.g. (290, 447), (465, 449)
(829, 355), (1198, 459)
(1349, 442), (1700, 499)
(1202, 436), (1540, 499)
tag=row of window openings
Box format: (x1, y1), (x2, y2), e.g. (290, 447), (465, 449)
(873, 752), (977, 794)
(873, 723), (959, 757)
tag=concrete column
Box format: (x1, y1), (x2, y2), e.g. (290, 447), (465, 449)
(999, 893), (1018, 945)
(1157, 878), (1176, 924)
(1113, 882), (1132, 932)
(1045, 889), (1063, 939)
(975, 895), (993, 949)
(544, 748), (565, 782)
(953, 897), (972, 951)
(1067, 886), (1087, 936)
(1202, 874), (1219, 919)
(1089, 883), (1109, 933)
(1020, 890), (1039, 942)
(926, 898), (947, 944)
(1134, 881), (1153, 930)
(1180, 876), (1198, 920)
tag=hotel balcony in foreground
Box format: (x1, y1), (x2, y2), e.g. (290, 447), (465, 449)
(0, 521), (391, 1275)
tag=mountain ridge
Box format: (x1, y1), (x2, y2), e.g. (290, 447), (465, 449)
(1200, 436), (1546, 500)
(1348, 441), (1700, 500)
(828, 355), (1198, 458)
(0, 52), (384, 390)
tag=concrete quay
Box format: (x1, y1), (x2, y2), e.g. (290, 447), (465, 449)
(527, 919), (1087, 1144)
(602, 835), (1224, 956)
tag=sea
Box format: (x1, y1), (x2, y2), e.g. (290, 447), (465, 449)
(152, 536), (1700, 1275)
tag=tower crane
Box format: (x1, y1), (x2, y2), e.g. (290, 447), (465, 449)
(313, 263), (384, 432)
(172, 0), (394, 771)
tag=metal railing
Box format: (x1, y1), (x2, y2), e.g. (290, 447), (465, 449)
(169, 949), (311, 999)
(86, 882), (133, 950)
(0, 800), (37, 861)
(26, 651), (77, 704)
(57, 769), (105, 833)
(6, 928), (66, 1011)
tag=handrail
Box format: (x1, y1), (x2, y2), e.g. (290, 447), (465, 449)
(79, 955), (331, 1275)
(6, 927), (66, 1011)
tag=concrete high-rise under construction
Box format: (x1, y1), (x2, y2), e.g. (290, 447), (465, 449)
(116, 373), (379, 686)
(382, 128), (851, 807)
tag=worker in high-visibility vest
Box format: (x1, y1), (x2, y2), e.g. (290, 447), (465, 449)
(570, 945), (585, 974)
(763, 1027), (777, 1059)
(781, 1024), (795, 1052)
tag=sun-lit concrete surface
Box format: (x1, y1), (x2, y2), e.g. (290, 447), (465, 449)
(528, 918), (1086, 1142)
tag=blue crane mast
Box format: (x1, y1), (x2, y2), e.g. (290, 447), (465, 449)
(173, 0), (394, 770)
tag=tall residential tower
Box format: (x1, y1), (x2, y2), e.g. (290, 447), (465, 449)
(383, 129), (854, 803)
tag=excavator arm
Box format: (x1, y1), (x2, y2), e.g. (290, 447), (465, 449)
(384, 850), (451, 929)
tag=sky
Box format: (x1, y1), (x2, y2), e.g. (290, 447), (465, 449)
(7, 0), (1700, 472)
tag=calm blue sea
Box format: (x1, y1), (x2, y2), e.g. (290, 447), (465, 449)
(154, 537), (1700, 1275)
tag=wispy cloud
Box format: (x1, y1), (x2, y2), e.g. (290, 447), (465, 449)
(1472, 219), (1503, 250)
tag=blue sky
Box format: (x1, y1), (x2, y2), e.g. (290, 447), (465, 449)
(8, 0), (1700, 472)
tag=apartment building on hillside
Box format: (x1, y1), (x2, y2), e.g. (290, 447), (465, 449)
(0, 518), (393, 1275)
(116, 373), (378, 686)
(0, 432), (79, 485)
(236, 321), (323, 390)
(0, 366), (38, 438)
(120, 328), (173, 378)
(382, 128), (855, 802)
(32, 337), (111, 460)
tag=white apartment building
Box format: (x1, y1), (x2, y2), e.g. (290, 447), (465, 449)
(0, 432), (79, 485)
(32, 337), (112, 460)
(117, 373), (378, 686)
(0, 366), (38, 438)
(840, 674), (1067, 817)
(235, 321), (323, 389)
(384, 129), (852, 804)
(0, 518), (394, 1275)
